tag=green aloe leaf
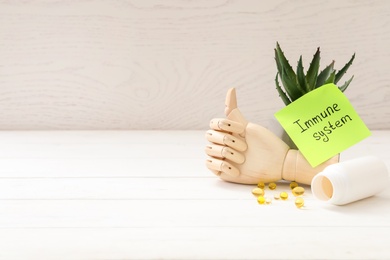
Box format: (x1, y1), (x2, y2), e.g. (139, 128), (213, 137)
(338, 75), (354, 92)
(335, 53), (355, 84)
(275, 73), (291, 105)
(316, 61), (335, 88)
(305, 47), (320, 91)
(324, 70), (336, 85)
(274, 48), (283, 76)
(296, 56), (309, 94)
(275, 42), (298, 87)
(274, 42), (355, 106)
(280, 67), (301, 101)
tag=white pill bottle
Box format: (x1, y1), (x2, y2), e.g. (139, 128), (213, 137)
(311, 156), (389, 205)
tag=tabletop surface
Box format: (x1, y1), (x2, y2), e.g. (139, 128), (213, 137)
(0, 130), (389, 260)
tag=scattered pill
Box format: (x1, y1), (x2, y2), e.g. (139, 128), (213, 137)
(289, 182), (298, 189)
(257, 182), (265, 189)
(292, 187), (305, 197)
(274, 193), (280, 200)
(252, 188), (265, 197)
(265, 197), (272, 204)
(280, 192), (288, 200)
(268, 182), (277, 190)
(295, 197), (305, 208)
(257, 196), (266, 205)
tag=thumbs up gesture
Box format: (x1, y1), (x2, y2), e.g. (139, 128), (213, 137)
(205, 88), (339, 185)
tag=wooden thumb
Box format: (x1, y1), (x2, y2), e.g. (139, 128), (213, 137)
(224, 88), (237, 116)
(224, 88), (248, 127)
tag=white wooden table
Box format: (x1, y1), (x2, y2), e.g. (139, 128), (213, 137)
(0, 130), (389, 259)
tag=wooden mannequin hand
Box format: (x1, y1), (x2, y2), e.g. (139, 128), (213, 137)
(205, 88), (339, 185)
(205, 88), (290, 184)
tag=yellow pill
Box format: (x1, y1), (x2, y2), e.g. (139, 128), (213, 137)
(257, 196), (266, 205)
(280, 192), (288, 200)
(295, 197), (305, 208)
(268, 182), (277, 190)
(252, 188), (265, 197)
(265, 197), (272, 204)
(292, 187), (305, 197)
(257, 182), (265, 189)
(273, 193), (280, 200)
(289, 181), (298, 189)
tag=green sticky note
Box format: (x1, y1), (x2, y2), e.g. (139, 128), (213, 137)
(274, 83), (371, 167)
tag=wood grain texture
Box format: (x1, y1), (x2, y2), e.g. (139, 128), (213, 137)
(0, 0), (389, 130)
(2, 227), (389, 259)
(0, 130), (389, 259)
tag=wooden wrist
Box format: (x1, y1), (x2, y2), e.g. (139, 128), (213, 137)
(282, 149), (339, 185)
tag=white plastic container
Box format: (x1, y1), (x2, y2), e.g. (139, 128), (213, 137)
(311, 156), (389, 205)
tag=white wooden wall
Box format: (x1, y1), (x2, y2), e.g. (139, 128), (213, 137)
(0, 0), (389, 130)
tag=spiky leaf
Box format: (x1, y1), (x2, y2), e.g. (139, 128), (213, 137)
(274, 42), (356, 106)
(274, 49), (283, 77)
(335, 53), (355, 84)
(275, 73), (291, 105)
(275, 42), (298, 86)
(338, 75), (354, 92)
(316, 61), (335, 88)
(324, 70), (336, 85)
(280, 67), (302, 101)
(305, 47), (320, 91)
(296, 56), (309, 93)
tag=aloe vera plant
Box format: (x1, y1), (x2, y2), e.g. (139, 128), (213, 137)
(275, 42), (355, 105)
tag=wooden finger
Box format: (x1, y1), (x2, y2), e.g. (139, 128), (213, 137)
(205, 144), (245, 164)
(205, 130), (247, 152)
(205, 158), (239, 177)
(209, 118), (244, 134)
